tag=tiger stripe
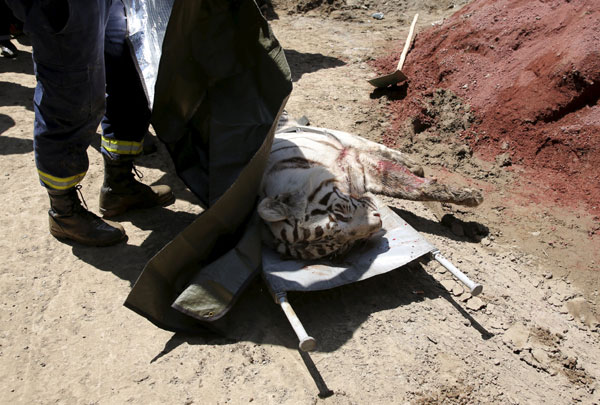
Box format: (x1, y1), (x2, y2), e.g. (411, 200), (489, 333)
(267, 157), (316, 174)
(307, 178), (336, 202)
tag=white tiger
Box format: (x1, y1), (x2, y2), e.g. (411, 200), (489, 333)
(257, 117), (483, 260)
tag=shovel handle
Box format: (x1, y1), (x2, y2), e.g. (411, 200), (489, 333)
(396, 13), (419, 71)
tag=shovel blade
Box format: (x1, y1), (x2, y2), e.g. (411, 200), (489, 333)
(367, 70), (408, 88)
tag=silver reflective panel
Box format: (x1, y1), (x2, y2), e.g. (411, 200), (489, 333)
(122, 0), (174, 108)
(262, 205), (436, 293)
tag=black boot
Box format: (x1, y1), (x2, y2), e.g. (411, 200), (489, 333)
(99, 155), (175, 218)
(48, 186), (126, 246)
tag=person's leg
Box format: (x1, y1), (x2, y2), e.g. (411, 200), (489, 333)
(101, 0), (157, 157)
(25, 0), (125, 245)
(99, 0), (174, 218)
(101, 0), (151, 158)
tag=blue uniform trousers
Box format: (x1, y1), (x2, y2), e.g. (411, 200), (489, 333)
(6, 0), (151, 190)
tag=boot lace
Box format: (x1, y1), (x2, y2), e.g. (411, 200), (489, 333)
(72, 185), (100, 221)
(132, 165), (144, 180)
(73, 185), (88, 211)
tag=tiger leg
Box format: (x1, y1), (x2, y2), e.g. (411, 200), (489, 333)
(360, 156), (483, 207)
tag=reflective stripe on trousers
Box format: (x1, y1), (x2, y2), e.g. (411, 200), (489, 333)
(37, 170), (87, 190)
(101, 136), (143, 156)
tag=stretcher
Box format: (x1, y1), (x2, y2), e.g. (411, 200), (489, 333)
(262, 205), (482, 351)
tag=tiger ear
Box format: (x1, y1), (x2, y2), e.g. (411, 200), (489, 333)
(257, 196), (290, 222)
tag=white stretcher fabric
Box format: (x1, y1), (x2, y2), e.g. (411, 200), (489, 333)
(262, 205), (436, 293)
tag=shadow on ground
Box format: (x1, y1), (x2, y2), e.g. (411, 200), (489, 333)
(0, 47), (33, 75)
(0, 80), (34, 111)
(152, 256), (491, 357)
(0, 48), (35, 117)
(391, 206), (489, 243)
(284, 49), (345, 82)
(369, 82), (409, 100)
(70, 206), (197, 285)
(0, 131), (33, 154)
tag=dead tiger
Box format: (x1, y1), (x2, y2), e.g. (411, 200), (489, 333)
(258, 120), (483, 260)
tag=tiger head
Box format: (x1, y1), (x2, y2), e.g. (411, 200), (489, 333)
(257, 179), (383, 260)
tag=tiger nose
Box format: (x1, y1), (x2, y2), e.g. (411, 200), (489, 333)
(372, 212), (382, 225)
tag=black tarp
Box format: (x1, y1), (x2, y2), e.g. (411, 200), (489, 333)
(124, 0), (292, 331)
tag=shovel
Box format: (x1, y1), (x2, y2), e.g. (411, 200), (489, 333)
(368, 13), (419, 88)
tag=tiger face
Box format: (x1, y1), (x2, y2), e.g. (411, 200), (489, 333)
(257, 180), (383, 260)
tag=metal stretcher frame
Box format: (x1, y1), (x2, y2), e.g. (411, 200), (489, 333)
(262, 205), (483, 351)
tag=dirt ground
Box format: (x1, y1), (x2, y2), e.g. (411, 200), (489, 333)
(1, 0), (599, 404)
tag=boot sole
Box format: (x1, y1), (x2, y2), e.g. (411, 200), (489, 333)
(100, 193), (176, 218)
(50, 228), (127, 247)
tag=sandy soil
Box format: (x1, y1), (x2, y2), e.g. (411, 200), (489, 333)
(1, 0), (599, 403)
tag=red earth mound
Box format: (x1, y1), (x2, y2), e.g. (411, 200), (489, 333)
(376, 0), (600, 216)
